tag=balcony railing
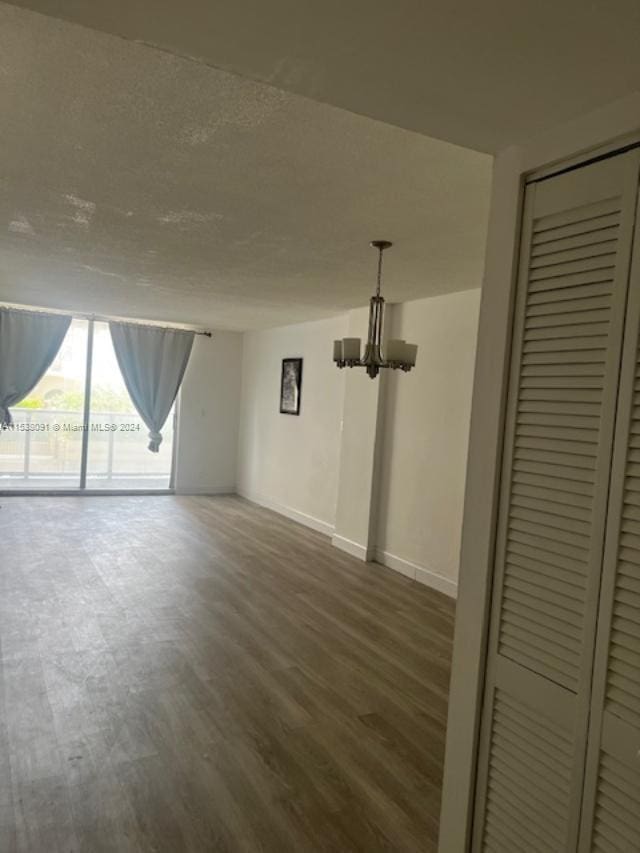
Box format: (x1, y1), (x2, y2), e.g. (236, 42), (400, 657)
(0, 408), (173, 489)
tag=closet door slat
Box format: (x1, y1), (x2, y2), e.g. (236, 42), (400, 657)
(579, 175), (640, 851)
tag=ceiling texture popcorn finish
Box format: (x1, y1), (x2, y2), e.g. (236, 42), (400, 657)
(7, 0), (640, 153)
(0, 4), (491, 330)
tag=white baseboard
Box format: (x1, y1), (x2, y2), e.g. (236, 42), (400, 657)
(174, 485), (236, 496)
(375, 549), (458, 598)
(237, 489), (335, 537)
(331, 534), (370, 561)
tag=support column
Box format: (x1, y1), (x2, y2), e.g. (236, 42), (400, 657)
(331, 305), (390, 561)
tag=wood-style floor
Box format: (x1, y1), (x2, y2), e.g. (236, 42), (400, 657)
(0, 495), (455, 852)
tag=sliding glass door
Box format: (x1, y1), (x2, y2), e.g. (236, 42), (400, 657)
(0, 318), (175, 491)
(85, 322), (174, 490)
(0, 319), (87, 489)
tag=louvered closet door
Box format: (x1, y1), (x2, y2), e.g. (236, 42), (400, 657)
(579, 178), (640, 853)
(473, 150), (640, 853)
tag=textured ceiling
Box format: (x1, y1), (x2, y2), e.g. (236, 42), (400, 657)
(6, 0), (640, 153)
(0, 5), (491, 330)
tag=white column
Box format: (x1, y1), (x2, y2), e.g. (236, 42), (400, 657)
(331, 305), (390, 561)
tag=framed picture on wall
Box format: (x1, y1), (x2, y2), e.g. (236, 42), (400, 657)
(280, 357), (303, 415)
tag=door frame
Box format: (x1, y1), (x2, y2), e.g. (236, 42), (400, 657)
(439, 124), (640, 852)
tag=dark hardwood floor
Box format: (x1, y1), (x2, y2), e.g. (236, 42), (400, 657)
(0, 495), (455, 852)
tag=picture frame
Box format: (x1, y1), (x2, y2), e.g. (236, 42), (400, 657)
(279, 357), (303, 415)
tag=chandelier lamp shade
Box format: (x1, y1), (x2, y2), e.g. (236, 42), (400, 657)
(333, 240), (418, 379)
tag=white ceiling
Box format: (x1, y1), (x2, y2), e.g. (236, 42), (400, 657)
(0, 5), (491, 330)
(6, 0), (640, 153)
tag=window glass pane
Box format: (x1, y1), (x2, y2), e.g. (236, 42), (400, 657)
(0, 318), (87, 489)
(85, 322), (174, 489)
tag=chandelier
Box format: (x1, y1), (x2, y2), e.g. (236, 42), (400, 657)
(333, 240), (417, 379)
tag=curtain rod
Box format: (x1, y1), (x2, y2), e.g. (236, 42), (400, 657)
(0, 303), (212, 337)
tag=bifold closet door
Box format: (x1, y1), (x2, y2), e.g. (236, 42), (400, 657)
(578, 181), (640, 852)
(473, 149), (640, 852)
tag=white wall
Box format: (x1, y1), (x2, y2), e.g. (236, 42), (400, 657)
(375, 289), (480, 594)
(174, 330), (243, 494)
(237, 314), (348, 534)
(236, 291), (481, 594)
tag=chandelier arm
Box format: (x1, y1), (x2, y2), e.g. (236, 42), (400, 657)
(366, 296), (377, 354)
(375, 297), (384, 358)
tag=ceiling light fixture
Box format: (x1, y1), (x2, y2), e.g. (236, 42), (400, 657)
(333, 240), (417, 379)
